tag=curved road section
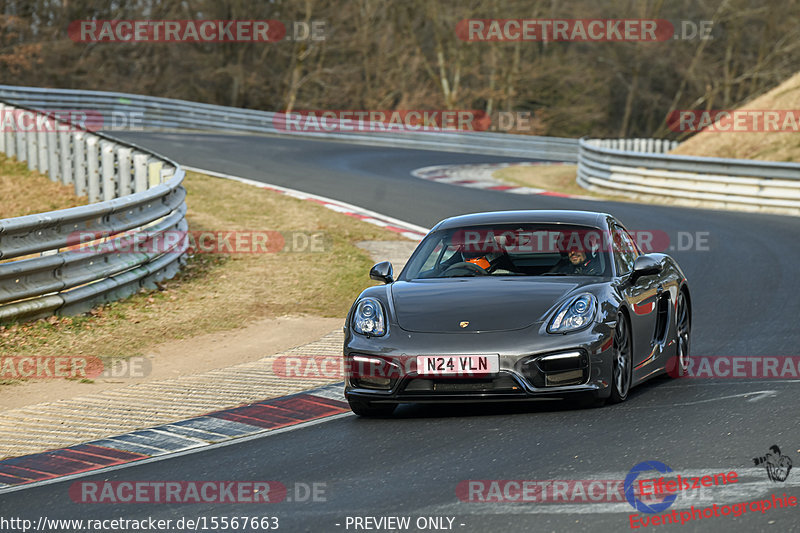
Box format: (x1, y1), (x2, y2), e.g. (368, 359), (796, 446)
(5, 132), (799, 532)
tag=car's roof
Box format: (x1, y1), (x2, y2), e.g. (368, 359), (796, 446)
(431, 210), (612, 232)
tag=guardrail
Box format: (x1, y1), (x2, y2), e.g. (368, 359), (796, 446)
(0, 85), (579, 162)
(578, 138), (800, 213)
(0, 100), (187, 324)
(2, 84), (797, 325)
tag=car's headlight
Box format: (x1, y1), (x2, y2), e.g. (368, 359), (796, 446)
(548, 293), (597, 333)
(352, 298), (386, 337)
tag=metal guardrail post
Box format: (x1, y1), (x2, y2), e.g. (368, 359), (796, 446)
(73, 131), (87, 196)
(148, 160), (163, 188)
(100, 140), (117, 201)
(37, 130), (49, 176)
(59, 130), (73, 185)
(117, 146), (133, 196)
(133, 153), (148, 192)
(47, 130), (59, 182)
(86, 135), (100, 202)
(26, 126), (36, 168)
(15, 123), (26, 162)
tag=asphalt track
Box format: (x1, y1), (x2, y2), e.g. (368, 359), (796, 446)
(3, 132), (799, 532)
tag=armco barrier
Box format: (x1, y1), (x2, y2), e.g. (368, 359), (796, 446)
(578, 138), (800, 214)
(0, 100), (187, 324)
(0, 85), (579, 162)
(2, 84), (798, 324)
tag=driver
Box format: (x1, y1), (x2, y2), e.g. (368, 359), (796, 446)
(553, 245), (602, 275)
(442, 230), (516, 275)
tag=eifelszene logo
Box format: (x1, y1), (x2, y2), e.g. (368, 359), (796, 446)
(624, 461), (677, 514)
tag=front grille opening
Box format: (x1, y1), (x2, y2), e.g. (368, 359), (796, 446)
(653, 294), (671, 344)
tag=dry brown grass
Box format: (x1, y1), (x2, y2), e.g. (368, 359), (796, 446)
(493, 164), (585, 195)
(0, 153), (85, 218)
(0, 171), (397, 359)
(671, 71), (800, 162)
(493, 164), (637, 202)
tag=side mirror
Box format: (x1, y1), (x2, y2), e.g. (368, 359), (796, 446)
(369, 261), (394, 284)
(630, 255), (662, 281)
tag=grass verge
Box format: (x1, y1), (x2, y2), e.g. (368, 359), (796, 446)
(0, 153), (85, 218)
(493, 163), (627, 201)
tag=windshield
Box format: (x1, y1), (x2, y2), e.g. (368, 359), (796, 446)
(400, 224), (610, 279)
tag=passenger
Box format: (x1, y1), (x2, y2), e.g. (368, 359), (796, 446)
(552, 246), (602, 275)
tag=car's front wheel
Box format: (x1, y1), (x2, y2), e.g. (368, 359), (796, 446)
(609, 312), (632, 404)
(347, 397), (396, 417)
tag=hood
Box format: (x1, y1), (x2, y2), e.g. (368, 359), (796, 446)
(390, 278), (584, 333)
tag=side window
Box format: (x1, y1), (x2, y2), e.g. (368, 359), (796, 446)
(612, 225), (639, 275)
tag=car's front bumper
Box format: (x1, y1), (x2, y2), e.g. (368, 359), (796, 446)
(343, 321), (616, 404)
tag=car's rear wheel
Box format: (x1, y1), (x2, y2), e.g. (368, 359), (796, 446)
(347, 398), (396, 417)
(672, 290), (691, 377)
(609, 312), (632, 404)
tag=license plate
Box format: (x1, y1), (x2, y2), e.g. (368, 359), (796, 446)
(416, 355), (499, 376)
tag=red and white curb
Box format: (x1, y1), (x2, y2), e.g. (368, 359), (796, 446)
(411, 162), (591, 199)
(0, 384), (349, 493)
(183, 166), (429, 241)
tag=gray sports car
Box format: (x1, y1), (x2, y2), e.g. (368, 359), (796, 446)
(343, 210), (692, 416)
